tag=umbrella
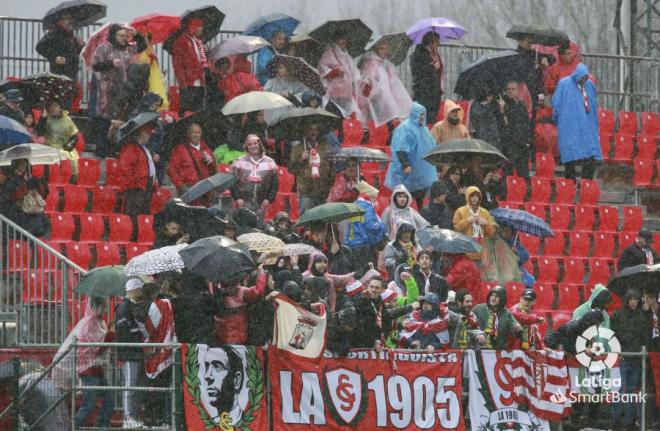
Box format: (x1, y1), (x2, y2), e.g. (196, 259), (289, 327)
(489, 208), (554, 238)
(424, 138), (510, 166)
(43, 0), (107, 30)
(406, 17), (467, 44)
(0, 116), (32, 147)
(180, 173), (237, 204)
(115, 112), (160, 144)
(80, 22), (116, 68)
(244, 13), (300, 39)
(130, 13), (181, 45)
(288, 33), (323, 67)
(124, 244), (187, 276)
(417, 227), (482, 254)
(0, 78), (33, 96)
(295, 202), (365, 226)
(271, 54), (325, 95)
(74, 265), (139, 297)
(21, 72), (76, 105)
(0, 144), (62, 167)
(282, 243), (318, 257)
(155, 199), (227, 242)
(327, 146), (389, 163)
(506, 25), (569, 46)
(365, 33), (412, 66)
(179, 235), (255, 282)
(454, 50), (523, 100)
(209, 36), (271, 61)
(221, 91), (294, 115)
(268, 107), (340, 137)
(164, 5), (226, 51)
(609, 264), (660, 298)
(237, 232), (286, 253)
(309, 19), (373, 57)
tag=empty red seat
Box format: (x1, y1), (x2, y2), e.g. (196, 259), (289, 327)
(597, 205), (619, 232)
(622, 205), (643, 232)
(554, 178), (576, 204)
(530, 177), (551, 203)
(342, 117), (364, 146)
(31, 164), (45, 178)
(579, 179), (600, 205)
(534, 152), (556, 178)
(519, 233), (541, 256)
(524, 203), (547, 221)
(551, 311), (573, 331)
(557, 284), (582, 311)
(505, 282), (526, 307)
(91, 185), (116, 214)
(6, 240), (31, 271)
(265, 194), (299, 222)
(534, 283), (555, 310)
(543, 234), (565, 257)
(44, 187), (61, 213)
(563, 257), (586, 284)
(367, 121), (390, 147)
(77, 158), (101, 187)
(506, 176), (527, 203)
(633, 158), (655, 187)
(94, 242), (121, 267)
(599, 109), (615, 136)
(611, 133), (634, 163)
(618, 231), (636, 251)
(48, 160), (72, 185)
(549, 205), (571, 231)
(640, 111), (660, 135)
(65, 243), (92, 270)
(536, 257), (560, 283)
(636, 134), (657, 159)
(50, 213), (75, 241)
(593, 232), (616, 259)
(573, 204), (596, 231)
(137, 215), (155, 245)
(568, 231), (591, 257)
(104, 158), (121, 189)
(21, 269), (50, 302)
(79, 213), (105, 243)
(124, 243), (150, 263)
(588, 258), (611, 285)
(150, 187), (172, 214)
(62, 184), (88, 214)
(618, 110), (638, 134)
(108, 214), (133, 243)
(599, 131), (612, 160)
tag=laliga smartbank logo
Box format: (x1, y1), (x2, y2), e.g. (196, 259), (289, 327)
(575, 325), (620, 372)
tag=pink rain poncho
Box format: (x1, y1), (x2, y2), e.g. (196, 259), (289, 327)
(358, 51), (412, 127)
(317, 44), (363, 122)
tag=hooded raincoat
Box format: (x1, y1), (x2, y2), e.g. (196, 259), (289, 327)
(573, 283), (611, 328)
(472, 285), (520, 349)
(381, 185), (430, 240)
(552, 63), (602, 164)
(318, 44), (363, 121)
(452, 186), (496, 259)
(430, 100), (470, 144)
(384, 103), (438, 194)
(383, 223), (418, 276)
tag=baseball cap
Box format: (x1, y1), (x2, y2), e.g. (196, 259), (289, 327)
(125, 278), (145, 292)
(521, 289), (537, 300)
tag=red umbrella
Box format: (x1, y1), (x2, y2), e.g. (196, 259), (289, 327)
(130, 13), (181, 45)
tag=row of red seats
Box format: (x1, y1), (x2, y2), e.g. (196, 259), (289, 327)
(49, 213), (154, 245)
(531, 256), (616, 285)
(519, 202), (643, 233)
(504, 175), (601, 205)
(43, 184), (172, 215)
(599, 109), (660, 137)
(600, 132), (658, 163)
(633, 158), (660, 189)
(493, 281), (583, 312)
(520, 230), (646, 260)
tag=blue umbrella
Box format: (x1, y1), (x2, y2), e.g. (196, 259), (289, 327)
(406, 17), (466, 44)
(490, 208), (554, 238)
(244, 13), (300, 39)
(0, 115), (31, 147)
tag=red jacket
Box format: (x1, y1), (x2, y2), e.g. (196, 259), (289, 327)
(166, 141), (215, 191)
(171, 34), (206, 88)
(327, 173), (359, 203)
(213, 273), (267, 345)
(443, 255), (482, 303)
(217, 71), (262, 102)
(118, 143), (157, 192)
(508, 303), (544, 350)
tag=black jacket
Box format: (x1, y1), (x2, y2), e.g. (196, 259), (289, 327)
(617, 243), (658, 272)
(35, 28), (82, 80)
(544, 309), (604, 353)
(444, 179), (463, 213)
(410, 45), (442, 101)
(412, 266), (449, 300)
(172, 285), (215, 345)
(470, 100), (504, 150)
(352, 295), (414, 348)
(115, 299), (145, 361)
(0, 104), (25, 125)
(420, 202), (452, 230)
(611, 304), (652, 359)
(500, 97), (532, 161)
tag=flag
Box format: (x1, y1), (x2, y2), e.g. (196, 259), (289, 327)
(272, 293), (327, 359)
(141, 298), (175, 379)
(380, 289), (397, 303)
(345, 280), (365, 297)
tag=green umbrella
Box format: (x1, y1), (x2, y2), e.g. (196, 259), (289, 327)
(74, 265), (142, 297)
(295, 202), (365, 226)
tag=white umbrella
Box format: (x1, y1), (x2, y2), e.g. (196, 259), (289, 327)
(208, 35), (271, 61)
(237, 232), (286, 253)
(221, 91), (294, 115)
(0, 143), (62, 166)
(124, 244), (187, 276)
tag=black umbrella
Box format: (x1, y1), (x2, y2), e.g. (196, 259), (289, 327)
(365, 32), (412, 66)
(424, 138), (510, 166)
(180, 173), (237, 204)
(179, 235), (255, 282)
(309, 19), (373, 57)
(454, 50), (523, 100)
(268, 107), (341, 138)
(114, 112), (160, 144)
(417, 227), (482, 254)
(609, 264), (660, 298)
(288, 33), (323, 67)
(43, 0), (107, 30)
(155, 199), (226, 242)
(271, 54), (325, 95)
(22, 72), (77, 106)
(164, 5), (225, 51)
(506, 25), (569, 46)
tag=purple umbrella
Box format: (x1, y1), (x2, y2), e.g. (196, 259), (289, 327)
(406, 17), (466, 44)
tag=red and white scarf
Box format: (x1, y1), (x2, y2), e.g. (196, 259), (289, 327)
(579, 82), (590, 113)
(140, 298), (175, 379)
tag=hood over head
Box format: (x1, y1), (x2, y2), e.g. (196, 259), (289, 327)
(393, 263), (412, 291)
(571, 63), (590, 82)
(408, 102), (427, 127)
(301, 90), (323, 108)
(487, 285), (507, 311)
(307, 250), (328, 275)
(464, 185), (482, 205)
(588, 284), (612, 310)
(395, 221), (416, 242)
(623, 289), (642, 310)
(442, 99), (465, 122)
(390, 184), (413, 209)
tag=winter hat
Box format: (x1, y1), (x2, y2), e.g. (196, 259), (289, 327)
(125, 278), (144, 292)
(4, 89), (23, 102)
(420, 293), (440, 306)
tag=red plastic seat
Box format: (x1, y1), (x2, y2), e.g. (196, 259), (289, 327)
(534, 152), (556, 178)
(621, 205), (643, 232)
(77, 158), (101, 188)
(636, 134), (657, 160)
(21, 269), (50, 303)
(150, 187), (172, 214)
(61, 184), (88, 214)
(264, 194), (299, 222)
(597, 205), (619, 232)
(65, 243), (92, 270)
(611, 133), (634, 163)
(579, 179), (600, 205)
(505, 282), (526, 307)
(217, 164), (231, 174)
(342, 117), (364, 146)
(534, 283), (555, 310)
(367, 121), (390, 147)
(6, 240), (31, 272)
(633, 158), (655, 187)
(79, 213), (105, 243)
(536, 257), (560, 283)
(31, 164), (45, 178)
(557, 284), (582, 311)
(618, 110), (638, 135)
(617, 231), (636, 251)
(549, 205), (571, 231)
(599, 131), (612, 160)
(568, 231), (591, 257)
(35, 243), (60, 270)
(523, 203), (547, 222)
(551, 311), (573, 331)
(554, 178), (576, 204)
(48, 160), (72, 185)
(518, 233), (540, 256)
(50, 213), (75, 241)
(505, 176), (527, 203)
(588, 258), (612, 285)
(599, 109), (615, 136)
(573, 204), (595, 231)
(104, 158), (121, 189)
(124, 243), (150, 263)
(137, 215), (155, 245)
(530, 177), (552, 203)
(91, 185), (116, 214)
(640, 111), (660, 135)
(563, 257), (586, 284)
(108, 214), (133, 244)
(593, 232), (616, 259)
(94, 242), (121, 267)
(44, 187), (61, 214)
(542, 234), (565, 257)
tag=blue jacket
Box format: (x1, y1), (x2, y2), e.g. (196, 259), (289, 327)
(255, 46), (275, 85)
(552, 63), (602, 163)
(343, 198), (385, 248)
(384, 102), (438, 193)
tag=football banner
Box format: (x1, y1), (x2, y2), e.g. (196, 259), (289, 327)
(270, 349), (464, 430)
(466, 349), (571, 431)
(272, 293), (327, 359)
(181, 344), (267, 431)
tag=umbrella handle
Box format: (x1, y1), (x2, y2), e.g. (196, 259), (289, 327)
(513, 232), (519, 247)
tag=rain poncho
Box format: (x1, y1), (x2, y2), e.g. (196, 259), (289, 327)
(381, 185), (430, 240)
(480, 236), (523, 286)
(343, 197), (385, 248)
(573, 283), (611, 328)
(358, 51), (412, 126)
(318, 44), (363, 121)
(133, 40), (169, 111)
(255, 46), (276, 85)
(430, 100), (469, 144)
(452, 186), (496, 260)
(384, 102), (438, 193)
(552, 63), (602, 164)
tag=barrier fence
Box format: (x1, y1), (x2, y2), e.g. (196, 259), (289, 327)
(1, 17), (658, 113)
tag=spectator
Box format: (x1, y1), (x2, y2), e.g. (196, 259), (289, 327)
(573, 283), (612, 328)
(153, 220), (189, 249)
(442, 253), (482, 303)
(544, 42), (582, 95)
(384, 103), (437, 209)
(499, 224), (535, 287)
(381, 185), (430, 240)
(172, 272), (215, 345)
(449, 290), (486, 349)
(0, 89), (26, 124)
(499, 81), (533, 178)
(267, 212), (301, 244)
(478, 167), (505, 210)
(302, 251), (354, 312)
(552, 63), (602, 181)
(36, 13), (84, 81)
(410, 31), (443, 124)
(544, 309), (604, 352)
(215, 56), (263, 104)
(442, 165), (464, 213)
(469, 87), (503, 150)
(36, 100), (80, 179)
(472, 285), (523, 349)
(403, 293), (451, 351)
(256, 30), (287, 85)
(513, 34), (548, 128)
(383, 222), (418, 277)
(317, 31), (363, 121)
(288, 121), (334, 214)
(618, 229), (658, 271)
(230, 134), (278, 214)
(327, 157), (362, 203)
(264, 57), (310, 104)
(508, 289), (545, 350)
(420, 181), (452, 229)
(213, 114), (248, 165)
(0, 159), (50, 237)
(611, 289), (651, 429)
(452, 186), (496, 260)
(644, 291), (660, 352)
(326, 294), (357, 356)
(386, 263), (421, 305)
(358, 38), (412, 127)
(412, 250), (449, 299)
(130, 93), (172, 184)
(171, 18), (209, 115)
(430, 100), (469, 145)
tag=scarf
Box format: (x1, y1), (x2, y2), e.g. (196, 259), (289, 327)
(457, 311), (480, 349)
(310, 147), (321, 179)
(579, 82), (590, 113)
(469, 206), (483, 239)
(637, 239), (655, 264)
(653, 311), (659, 339)
(189, 141), (201, 151)
(483, 307), (498, 348)
(248, 155), (265, 183)
(402, 241), (416, 267)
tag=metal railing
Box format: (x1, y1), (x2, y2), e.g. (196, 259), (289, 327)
(0, 213), (88, 347)
(1, 17), (658, 113)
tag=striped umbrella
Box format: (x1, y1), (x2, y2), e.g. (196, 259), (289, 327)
(490, 208), (554, 238)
